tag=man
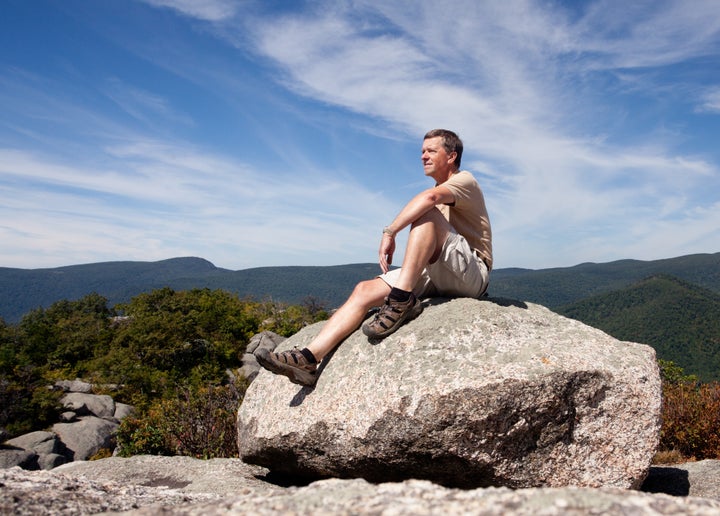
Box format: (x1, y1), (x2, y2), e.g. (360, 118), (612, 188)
(256, 129), (492, 386)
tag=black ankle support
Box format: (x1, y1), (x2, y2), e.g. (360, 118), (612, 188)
(300, 347), (317, 363)
(388, 287), (412, 302)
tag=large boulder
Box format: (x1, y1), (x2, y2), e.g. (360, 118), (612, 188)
(60, 392), (115, 419)
(237, 297), (661, 489)
(2, 431), (70, 470)
(52, 417), (118, 460)
(4, 431), (61, 456)
(0, 449), (38, 470)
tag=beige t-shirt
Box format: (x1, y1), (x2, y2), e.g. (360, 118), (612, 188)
(438, 170), (493, 270)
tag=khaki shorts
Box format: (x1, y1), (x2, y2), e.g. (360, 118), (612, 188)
(379, 231), (490, 299)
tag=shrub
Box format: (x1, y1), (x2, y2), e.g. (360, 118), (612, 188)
(2, 287), (327, 442)
(660, 381), (720, 460)
(652, 449), (685, 464)
(658, 359), (698, 385)
(116, 415), (175, 457)
(163, 382), (244, 458)
(116, 378), (247, 459)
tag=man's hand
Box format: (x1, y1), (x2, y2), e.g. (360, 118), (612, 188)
(379, 233), (395, 273)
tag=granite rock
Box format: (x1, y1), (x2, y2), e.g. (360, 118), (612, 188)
(238, 297), (661, 489)
(3, 456), (720, 515)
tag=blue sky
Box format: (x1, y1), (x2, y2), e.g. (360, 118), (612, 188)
(2, 0), (720, 271)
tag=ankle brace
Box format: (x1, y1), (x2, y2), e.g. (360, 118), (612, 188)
(388, 287), (412, 302)
(300, 347), (317, 363)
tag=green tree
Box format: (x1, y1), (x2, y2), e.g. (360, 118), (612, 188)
(16, 293), (114, 375)
(98, 288), (259, 406)
(658, 359), (698, 385)
(1, 295), (112, 435)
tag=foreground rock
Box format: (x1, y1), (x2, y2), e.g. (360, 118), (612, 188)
(2, 456), (720, 515)
(1, 379), (135, 470)
(52, 417), (119, 461)
(238, 297), (661, 489)
(238, 331), (286, 382)
(2, 431), (70, 470)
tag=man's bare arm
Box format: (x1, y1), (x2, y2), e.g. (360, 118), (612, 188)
(378, 185), (455, 272)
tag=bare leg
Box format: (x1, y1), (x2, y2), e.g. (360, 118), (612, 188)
(306, 277), (390, 361)
(306, 208), (452, 361)
(395, 207), (452, 291)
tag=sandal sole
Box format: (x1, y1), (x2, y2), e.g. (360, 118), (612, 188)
(255, 348), (317, 386)
(362, 301), (423, 338)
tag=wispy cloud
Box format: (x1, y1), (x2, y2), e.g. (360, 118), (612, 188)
(1, 0), (719, 271)
(103, 78), (194, 128)
(138, 0), (238, 22)
(570, 1), (720, 69)
(697, 87), (720, 113)
(234, 1), (720, 266)
(0, 139), (399, 268)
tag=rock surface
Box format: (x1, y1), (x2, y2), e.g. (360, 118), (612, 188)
(60, 393), (116, 419)
(2, 431), (71, 470)
(2, 456), (720, 515)
(1, 380), (135, 470)
(52, 417), (118, 461)
(238, 330), (286, 381)
(54, 379), (93, 393)
(55, 455), (274, 494)
(238, 297), (661, 489)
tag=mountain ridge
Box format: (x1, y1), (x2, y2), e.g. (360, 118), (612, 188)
(2, 252), (719, 325)
(557, 274), (720, 382)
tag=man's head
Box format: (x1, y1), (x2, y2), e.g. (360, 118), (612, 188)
(423, 129), (463, 170)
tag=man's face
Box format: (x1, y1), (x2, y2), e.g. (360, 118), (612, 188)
(421, 136), (455, 179)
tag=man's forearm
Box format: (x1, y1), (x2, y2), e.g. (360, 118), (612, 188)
(385, 187), (453, 236)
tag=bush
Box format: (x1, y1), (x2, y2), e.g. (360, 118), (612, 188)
(656, 360), (720, 461)
(1, 287), (330, 442)
(660, 381), (720, 460)
(116, 415), (175, 457)
(116, 378), (247, 458)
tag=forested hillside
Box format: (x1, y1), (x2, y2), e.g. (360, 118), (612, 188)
(557, 275), (720, 382)
(0, 258), (378, 323)
(489, 252), (720, 308)
(2, 252), (720, 381)
(2, 252), (719, 323)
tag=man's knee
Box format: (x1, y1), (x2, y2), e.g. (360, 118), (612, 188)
(350, 278), (389, 307)
(410, 206), (445, 229)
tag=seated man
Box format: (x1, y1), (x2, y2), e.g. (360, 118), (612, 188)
(256, 129), (492, 386)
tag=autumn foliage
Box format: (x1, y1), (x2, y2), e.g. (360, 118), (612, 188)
(659, 376), (720, 461)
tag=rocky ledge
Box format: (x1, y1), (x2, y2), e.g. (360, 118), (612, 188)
(0, 379), (136, 471)
(2, 456), (720, 515)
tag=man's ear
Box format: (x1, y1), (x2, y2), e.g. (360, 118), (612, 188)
(448, 151), (457, 164)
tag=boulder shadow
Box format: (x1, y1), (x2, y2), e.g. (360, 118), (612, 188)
(423, 295), (528, 309)
(483, 296), (528, 309)
(641, 466), (690, 496)
(256, 470), (317, 488)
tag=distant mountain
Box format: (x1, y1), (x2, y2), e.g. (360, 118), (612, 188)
(2, 252), (720, 325)
(3, 252), (720, 380)
(490, 252), (720, 308)
(0, 258), (380, 323)
(556, 274), (720, 382)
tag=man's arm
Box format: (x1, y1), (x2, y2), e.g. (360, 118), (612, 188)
(379, 185), (455, 272)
